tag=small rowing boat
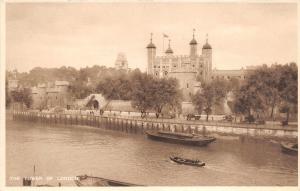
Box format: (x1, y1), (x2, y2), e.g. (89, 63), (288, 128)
(281, 142), (298, 155)
(74, 175), (142, 186)
(170, 156), (205, 167)
(145, 131), (216, 146)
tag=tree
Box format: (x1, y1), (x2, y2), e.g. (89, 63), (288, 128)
(232, 63), (297, 123)
(191, 93), (205, 114)
(69, 69), (93, 99)
(246, 65), (281, 119)
(131, 72), (155, 117)
(151, 78), (182, 118)
(277, 63), (298, 124)
(5, 80), (11, 108)
(227, 77), (241, 92)
(96, 72), (132, 100)
(234, 66), (272, 119)
(69, 83), (93, 99)
(233, 85), (266, 122)
(131, 73), (182, 118)
(192, 79), (228, 121)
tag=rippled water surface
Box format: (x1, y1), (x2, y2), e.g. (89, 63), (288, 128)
(6, 120), (298, 186)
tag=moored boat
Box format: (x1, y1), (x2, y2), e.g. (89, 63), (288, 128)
(281, 142), (298, 155)
(170, 156), (205, 167)
(74, 175), (142, 186)
(145, 130), (216, 146)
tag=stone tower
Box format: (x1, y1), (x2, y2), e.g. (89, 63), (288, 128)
(202, 34), (212, 81)
(189, 29), (197, 58)
(146, 33), (156, 75)
(165, 39), (174, 56)
(115, 53), (128, 71)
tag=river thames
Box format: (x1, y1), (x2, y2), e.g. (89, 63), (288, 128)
(6, 119), (298, 186)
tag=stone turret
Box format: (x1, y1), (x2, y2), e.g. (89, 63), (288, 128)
(189, 29), (197, 58)
(165, 39), (174, 55)
(147, 33), (156, 75)
(202, 34), (212, 81)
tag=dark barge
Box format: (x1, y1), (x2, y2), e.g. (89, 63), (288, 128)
(145, 131), (216, 146)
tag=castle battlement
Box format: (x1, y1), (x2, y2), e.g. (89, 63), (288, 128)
(146, 32), (249, 101)
(146, 31), (212, 101)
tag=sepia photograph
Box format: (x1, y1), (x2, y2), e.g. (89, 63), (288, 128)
(2, 0), (298, 188)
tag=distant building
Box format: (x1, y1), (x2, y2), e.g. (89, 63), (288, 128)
(115, 53), (130, 71)
(211, 69), (247, 80)
(31, 81), (71, 109)
(7, 69), (19, 92)
(146, 31), (252, 101)
(147, 31), (212, 100)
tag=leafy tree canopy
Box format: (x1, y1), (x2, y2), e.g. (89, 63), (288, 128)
(192, 79), (229, 121)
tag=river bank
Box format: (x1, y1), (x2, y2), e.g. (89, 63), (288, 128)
(11, 111), (298, 140)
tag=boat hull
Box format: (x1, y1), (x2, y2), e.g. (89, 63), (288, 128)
(281, 142), (298, 155)
(74, 175), (141, 186)
(170, 157), (205, 167)
(146, 131), (216, 146)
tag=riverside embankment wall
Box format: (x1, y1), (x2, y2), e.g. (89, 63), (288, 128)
(11, 111), (298, 139)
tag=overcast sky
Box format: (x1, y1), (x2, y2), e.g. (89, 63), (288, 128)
(6, 3), (297, 72)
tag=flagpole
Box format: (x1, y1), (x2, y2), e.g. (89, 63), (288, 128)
(162, 34), (165, 54)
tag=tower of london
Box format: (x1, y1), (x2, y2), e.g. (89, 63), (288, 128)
(146, 30), (212, 100)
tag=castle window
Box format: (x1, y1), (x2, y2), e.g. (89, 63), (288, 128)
(163, 66), (165, 68)
(227, 76), (230, 79)
(187, 83), (189, 88)
(155, 72), (159, 76)
(154, 66), (156, 68)
(164, 71), (168, 76)
(192, 65), (195, 67)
